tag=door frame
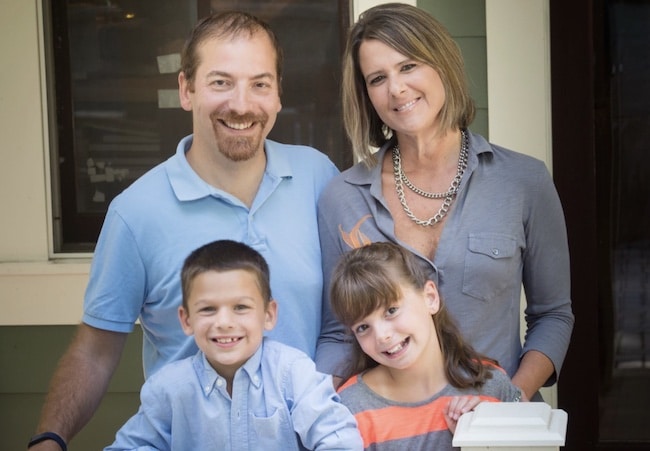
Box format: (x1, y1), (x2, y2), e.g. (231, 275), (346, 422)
(551, 0), (649, 448)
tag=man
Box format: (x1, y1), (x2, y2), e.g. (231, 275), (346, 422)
(28, 12), (339, 450)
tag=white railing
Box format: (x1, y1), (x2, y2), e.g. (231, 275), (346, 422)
(453, 402), (567, 451)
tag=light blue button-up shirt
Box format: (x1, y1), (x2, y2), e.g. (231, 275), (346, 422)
(106, 339), (362, 450)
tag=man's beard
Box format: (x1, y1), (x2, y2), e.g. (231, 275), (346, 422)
(210, 110), (268, 162)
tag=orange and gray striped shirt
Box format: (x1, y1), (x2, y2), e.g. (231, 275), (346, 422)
(337, 367), (520, 451)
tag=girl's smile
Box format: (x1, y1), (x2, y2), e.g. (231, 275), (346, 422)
(383, 337), (410, 358)
(352, 281), (440, 371)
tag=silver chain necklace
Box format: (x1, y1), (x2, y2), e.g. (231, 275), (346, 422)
(391, 129), (469, 227)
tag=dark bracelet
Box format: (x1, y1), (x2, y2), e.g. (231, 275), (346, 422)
(28, 432), (67, 451)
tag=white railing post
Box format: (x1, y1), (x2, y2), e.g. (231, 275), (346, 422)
(453, 402), (568, 451)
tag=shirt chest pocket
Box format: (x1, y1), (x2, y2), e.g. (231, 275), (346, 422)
(462, 233), (519, 302)
(251, 408), (300, 451)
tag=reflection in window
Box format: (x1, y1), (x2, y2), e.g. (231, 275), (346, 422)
(46, 0), (350, 251)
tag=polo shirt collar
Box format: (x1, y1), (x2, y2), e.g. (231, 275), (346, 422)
(166, 135), (293, 202)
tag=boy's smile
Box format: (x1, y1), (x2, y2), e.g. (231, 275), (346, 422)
(179, 269), (277, 382)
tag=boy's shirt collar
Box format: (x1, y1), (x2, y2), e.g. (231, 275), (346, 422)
(194, 340), (265, 397)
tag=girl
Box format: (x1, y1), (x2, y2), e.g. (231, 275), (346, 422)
(330, 242), (521, 450)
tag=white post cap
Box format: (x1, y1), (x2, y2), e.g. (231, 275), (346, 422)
(452, 402), (567, 449)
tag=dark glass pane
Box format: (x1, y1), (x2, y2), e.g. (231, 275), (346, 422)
(599, 0), (650, 442)
(48, 0), (349, 251)
(207, 1), (350, 166)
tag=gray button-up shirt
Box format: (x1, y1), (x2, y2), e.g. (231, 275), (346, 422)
(316, 131), (574, 386)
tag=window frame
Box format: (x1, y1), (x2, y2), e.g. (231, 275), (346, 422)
(45, 0), (351, 253)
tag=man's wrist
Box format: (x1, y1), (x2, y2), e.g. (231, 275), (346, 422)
(27, 432), (67, 451)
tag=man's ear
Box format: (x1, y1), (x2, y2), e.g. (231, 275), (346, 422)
(178, 71), (193, 112)
(423, 280), (441, 315)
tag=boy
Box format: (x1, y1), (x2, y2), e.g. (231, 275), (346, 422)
(106, 240), (362, 450)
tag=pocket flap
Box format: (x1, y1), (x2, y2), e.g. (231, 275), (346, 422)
(468, 234), (516, 259)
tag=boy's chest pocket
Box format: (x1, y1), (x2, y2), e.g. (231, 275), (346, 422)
(251, 408), (300, 451)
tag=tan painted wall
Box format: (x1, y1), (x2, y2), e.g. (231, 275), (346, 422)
(0, 1), (556, 448)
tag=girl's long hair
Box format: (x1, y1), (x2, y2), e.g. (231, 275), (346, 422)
(330, 242), (496, 388)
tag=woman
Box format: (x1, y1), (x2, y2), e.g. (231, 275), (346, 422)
(317, 3), (574, 401)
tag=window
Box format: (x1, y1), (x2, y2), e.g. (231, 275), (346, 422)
(45, 0), (351, 252)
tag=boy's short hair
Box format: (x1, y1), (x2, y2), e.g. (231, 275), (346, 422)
(181, 240), (271, 310)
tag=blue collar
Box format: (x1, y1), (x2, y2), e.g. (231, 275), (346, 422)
(194, 340), (265, 397)
(166, 135), (293, 202)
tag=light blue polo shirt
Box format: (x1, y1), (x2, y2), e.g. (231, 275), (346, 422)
(83, 135), (339, 378)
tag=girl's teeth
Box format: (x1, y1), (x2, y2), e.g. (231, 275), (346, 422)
(387, 341), (404, 354)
